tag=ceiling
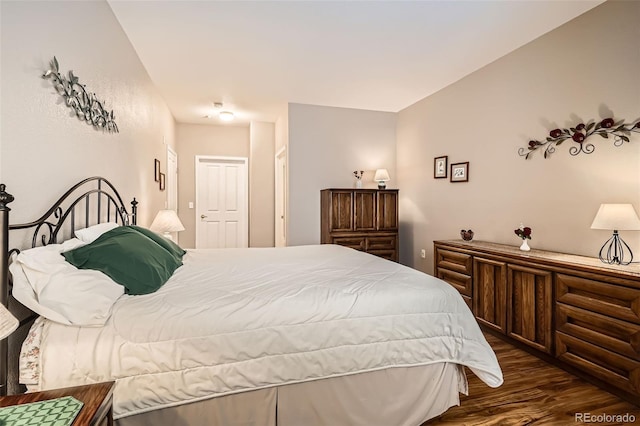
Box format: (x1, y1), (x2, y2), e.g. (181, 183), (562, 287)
(108, 0), (604, 126)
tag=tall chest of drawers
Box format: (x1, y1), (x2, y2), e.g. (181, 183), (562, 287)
(434, 240), (640, 405)
(321, 189), (398, 261)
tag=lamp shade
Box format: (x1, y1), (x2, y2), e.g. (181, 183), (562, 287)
(590, 204), (640, 230)
(0, 304), (18, 340)
(374, 169), (390, 182)
(150, 210), (185, 234)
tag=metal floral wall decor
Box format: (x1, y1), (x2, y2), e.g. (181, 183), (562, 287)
(42, 57), (119, 133)
(519, 117), (639, 159)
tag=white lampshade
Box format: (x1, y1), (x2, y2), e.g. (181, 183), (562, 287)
(374, 169), (390, 182)
(150, 210), (185, 237)
(590, 204), (640, 230)
(0, 305), (18, 340)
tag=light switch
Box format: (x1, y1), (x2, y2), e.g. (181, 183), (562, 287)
(188, 202), (194, 209)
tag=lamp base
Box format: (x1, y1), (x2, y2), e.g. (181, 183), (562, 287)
(377, 182), (387, 190)
(598, 230), (633, 265)
(162, 232), (175, 241)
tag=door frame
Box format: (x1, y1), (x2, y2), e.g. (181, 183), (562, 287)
(274, 146), (287, 247)
(195, 155), (249, 249)
(166, 146), (179, 241)
(166, 146), (178, 210)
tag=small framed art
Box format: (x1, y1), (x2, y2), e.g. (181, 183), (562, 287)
(450, 162), (469, 183)
(154, 159), (161, 182)
(159, 172), (166, 191)
(434, 155), (448, 179)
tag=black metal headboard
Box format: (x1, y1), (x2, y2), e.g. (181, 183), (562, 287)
(0, 176), (137, 395)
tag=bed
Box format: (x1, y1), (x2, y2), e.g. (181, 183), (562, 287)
(0, 177), (503, 425)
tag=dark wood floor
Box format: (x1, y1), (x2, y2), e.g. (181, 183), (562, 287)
(424, 333), (640, 425)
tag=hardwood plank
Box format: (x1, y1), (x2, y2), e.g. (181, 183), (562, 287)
(424, 334), (640, 425)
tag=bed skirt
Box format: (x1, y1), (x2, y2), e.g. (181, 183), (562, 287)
(115, 362), (465, 426)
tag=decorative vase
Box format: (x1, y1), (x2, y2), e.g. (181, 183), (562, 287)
(460, 230), (474, 241)
(519, 239), (530, 252)
(355, 180), (362, 189)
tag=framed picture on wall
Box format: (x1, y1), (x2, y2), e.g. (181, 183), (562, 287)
(450, 162), (469, 183)
(434, 155), (448, 179)
(159, 172), (166, 191)
(154, 159), (161, 182)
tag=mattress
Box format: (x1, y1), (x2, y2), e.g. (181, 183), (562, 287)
(26, 245), (502, 419)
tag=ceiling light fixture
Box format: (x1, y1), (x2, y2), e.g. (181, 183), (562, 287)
(219, 111), (235, 121)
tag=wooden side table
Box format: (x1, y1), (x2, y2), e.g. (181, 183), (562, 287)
(0, 381), (115, 425)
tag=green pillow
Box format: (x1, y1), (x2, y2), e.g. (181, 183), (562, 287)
(63, 227), (182, 295)
(127, 225), (186, 261)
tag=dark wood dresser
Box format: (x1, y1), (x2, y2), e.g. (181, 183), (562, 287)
(434, 239), (640, 405)
(321, 189), (398, 261)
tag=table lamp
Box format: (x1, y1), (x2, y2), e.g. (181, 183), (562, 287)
(374, 169), (390, 189)
(590, 203), (640, 265)
(150, 209), (185, 241)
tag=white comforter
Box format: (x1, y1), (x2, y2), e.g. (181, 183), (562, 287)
(37, 245), (502, 418)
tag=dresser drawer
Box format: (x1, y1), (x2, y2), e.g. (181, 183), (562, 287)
(557, 303), (640, 361)
(556, 331), (640, 395)
(366, 235), (396, 250)
(436, 267), (472, 297)
(332, 236), (365, 251)
(435, 248), (472, 275)
(367, 249), (397, 262)
(556, 273), (640, 325)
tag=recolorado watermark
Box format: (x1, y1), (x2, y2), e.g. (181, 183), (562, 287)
(575, 413), (636, 423)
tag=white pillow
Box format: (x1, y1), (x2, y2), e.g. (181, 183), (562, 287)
(9, 238), (124, 326)
(74, 222), (120, 244)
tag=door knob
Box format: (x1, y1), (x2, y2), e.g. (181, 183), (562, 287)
(201, 214), (207, 219)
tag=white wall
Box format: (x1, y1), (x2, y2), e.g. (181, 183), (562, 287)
(177, 122), (276, 249)
(288, 103), (397, 246)
(1, 0), (175, 248)
(396, 0), (640, 273)
(175, 123), (250, 249)
(249, 121), (275, 247)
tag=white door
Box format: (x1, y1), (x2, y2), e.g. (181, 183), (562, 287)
(166, 147), (179, 240)
(195, 156), (248, 249)
(275, 147), (287, 247)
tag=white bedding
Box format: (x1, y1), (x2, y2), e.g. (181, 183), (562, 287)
(31, 245), (502, 419)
